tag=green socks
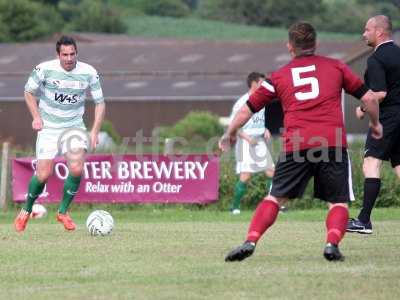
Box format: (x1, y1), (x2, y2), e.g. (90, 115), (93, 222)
(24, 176), (46, 213)
(59, 174), (81, 214)
(23, 174), (82, 214)
(266, 177), (272, 193)
(231, 177), (272, 211)
(232, 181), (247, 210)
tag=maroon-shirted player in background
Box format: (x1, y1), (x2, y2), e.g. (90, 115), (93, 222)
(219, 21), (383, 262)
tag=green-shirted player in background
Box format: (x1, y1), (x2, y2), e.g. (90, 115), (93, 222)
(15, 36), (106, 232)
(229, 72), (275, 214)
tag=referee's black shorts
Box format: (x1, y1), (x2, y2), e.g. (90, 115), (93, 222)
(364, 107), (400, 168)
(270, 147), (353, 203)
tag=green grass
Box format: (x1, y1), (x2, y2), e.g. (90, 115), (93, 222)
(123, 16), (359, 42)
(1, 207), (399, 299)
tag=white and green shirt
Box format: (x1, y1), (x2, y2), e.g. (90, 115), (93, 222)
(25, 59), (104, 129)
(230, 93), (266, 136)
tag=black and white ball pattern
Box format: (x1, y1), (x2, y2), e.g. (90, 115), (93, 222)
(86, 210), (114, 236)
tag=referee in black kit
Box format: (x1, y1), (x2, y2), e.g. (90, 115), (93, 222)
(348, 15), (400, 234)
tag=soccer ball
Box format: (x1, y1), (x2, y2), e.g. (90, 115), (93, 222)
(86, 210), (114, 236)
(30, 204), (47, 219)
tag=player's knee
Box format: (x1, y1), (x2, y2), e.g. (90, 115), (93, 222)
(329, 202), (348, 210)
(67, 161), (84, 177)
(394, 166), (400, 178)
(69, 165), (83, 177)
(363, 158), (381, 177)
(265, 169), (275, 177)
(239, 173), (251, 182)
(362, 164), (369, 177)
(36, 169), (52, 183)
(265, 195), (285, 206)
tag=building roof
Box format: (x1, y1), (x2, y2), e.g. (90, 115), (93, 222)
(0, 33), (364, 100)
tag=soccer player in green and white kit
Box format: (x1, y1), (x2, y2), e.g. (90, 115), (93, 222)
(15, 36), (105, 232)
(229, 72), (275, 214)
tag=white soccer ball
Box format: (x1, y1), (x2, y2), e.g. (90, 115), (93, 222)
(86, 210), (114, 236)
(30, 204), (47, 219)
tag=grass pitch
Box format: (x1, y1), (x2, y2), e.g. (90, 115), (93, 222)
(0, 207), (399, 300)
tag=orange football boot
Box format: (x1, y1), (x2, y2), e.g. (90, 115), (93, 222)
(15, 209), (30, 232)
(56, 212), (76, 231)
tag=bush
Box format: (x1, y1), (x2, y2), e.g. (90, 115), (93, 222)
(309, 1), (368, 34)
(216, 157), (275, 211)
(198, 0), (323, 27)
(159, 111), (224, 148)
(348, 141), (400, 208)
(143, 0), (190, 18)
(217, 141), (400, 211)
(100, 120), (122, 145)
(7, 135), (400, 210)
(65, 0), (127, 33)
(197, 0), (400, 34)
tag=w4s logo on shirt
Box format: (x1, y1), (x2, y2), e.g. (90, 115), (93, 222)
(54, 93), (79, 104)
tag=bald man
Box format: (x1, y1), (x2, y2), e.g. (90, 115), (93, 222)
(348, 15), (400, 234)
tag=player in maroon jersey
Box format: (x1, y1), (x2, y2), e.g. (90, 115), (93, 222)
(219, 22), (383, 262)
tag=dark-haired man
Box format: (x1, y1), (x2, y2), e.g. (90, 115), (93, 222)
(347, 15), (400, 234)
(220, 22), (383, 262)
(15, 36), (106, 232)
(229, 72), (275, 214)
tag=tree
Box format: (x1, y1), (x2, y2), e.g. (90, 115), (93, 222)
(310, 0), (400, 33)
(67, 0), (127, 33)
(198, 0), (400, 33)
(143, 0), (190, 18)
(198, 0), (323, 27)
(0, 0), (62, 42)
(357, 0), (400, 9)
(31, 0), (61, 4)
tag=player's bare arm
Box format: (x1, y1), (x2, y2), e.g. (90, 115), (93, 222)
(360, 90), (383, 139)
(90, 102), (106, 150)
(264, 128), (272, 140)
(24, 91), (43, 131)
(357, 91), (386, 119)
(219, 104), (253, 152)
(238, 131), (257, 145)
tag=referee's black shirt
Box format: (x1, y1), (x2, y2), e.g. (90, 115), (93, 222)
(364, 41), (400, 109)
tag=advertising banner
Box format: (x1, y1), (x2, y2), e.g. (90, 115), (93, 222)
(12, 154), (219, 204)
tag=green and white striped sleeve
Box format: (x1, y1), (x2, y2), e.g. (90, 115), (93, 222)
(25, 66), (44, 94)
(89, 72), (104, 104)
